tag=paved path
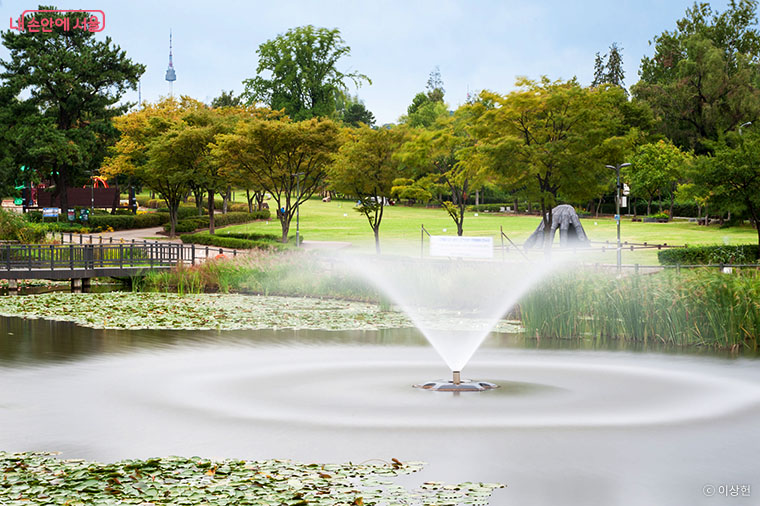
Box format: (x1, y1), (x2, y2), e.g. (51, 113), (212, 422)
(58, 227), (354, 261)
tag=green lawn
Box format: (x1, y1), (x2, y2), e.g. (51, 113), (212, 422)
(218, 199), (760, 264)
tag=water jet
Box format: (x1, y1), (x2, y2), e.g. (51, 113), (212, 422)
(340, 254), (562, 391)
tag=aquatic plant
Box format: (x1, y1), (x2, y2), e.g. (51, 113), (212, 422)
(518, 269), (760, 350)
(0, 452), (504, 505)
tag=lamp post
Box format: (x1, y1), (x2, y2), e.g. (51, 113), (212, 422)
(606, 163), (631, 273)
(294, 172), (305, 247)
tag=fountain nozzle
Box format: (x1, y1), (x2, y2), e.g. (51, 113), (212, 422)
(453, 371), (461, 385)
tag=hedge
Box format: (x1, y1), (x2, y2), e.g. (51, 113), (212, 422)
(163, 210), (271, 233)
(658, 244), (760, 265)
(466, 203), (513, 212)
(87, 212), (170, 230)
(180, 231), (289, 250)
(597, 201), (701, 217)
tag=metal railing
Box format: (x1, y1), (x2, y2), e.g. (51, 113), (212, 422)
(0, 242), (192, 271)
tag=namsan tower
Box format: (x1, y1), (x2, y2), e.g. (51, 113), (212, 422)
(165, 30), (177, 95)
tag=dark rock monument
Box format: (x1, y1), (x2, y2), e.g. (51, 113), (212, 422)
(524, 205), (590, 249)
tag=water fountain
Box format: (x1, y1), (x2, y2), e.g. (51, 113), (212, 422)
(341, 254), (560, 391)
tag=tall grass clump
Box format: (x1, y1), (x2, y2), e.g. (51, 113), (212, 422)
(517, 268), (760, 350)
(137, 250), (381, 301)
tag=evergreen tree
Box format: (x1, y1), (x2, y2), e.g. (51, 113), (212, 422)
(592, 52), (606, 87)
(1, 8), (144, 214)
(426, 66), (445, 102)
(591, 43), (625, 92)
(605, 43), (626, 89)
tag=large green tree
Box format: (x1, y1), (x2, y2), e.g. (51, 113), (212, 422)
(395, 104), (487, 237)
(694, 131), (760, 254)
(0, 8), (144, 213)
(475, 78), (619, 249)
(632, 0), (760, 153)
(103, 98), (204, 237)
(213, 115), (341, 243)
(626, 140), (691, 215)
(242, 26), (370, 121)
(329, 125), (407, 253)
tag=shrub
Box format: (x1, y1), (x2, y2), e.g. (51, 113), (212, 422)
(180, 232), (289, 250)
(25, 211), (43, 223)
(658, 244), (760, 265)
(162, 211), (270, 233)
(217, 231), (297, 241)
(466, 203), (513, 212)
(0, 210), (47, 242)
(156, 206), (202, 220)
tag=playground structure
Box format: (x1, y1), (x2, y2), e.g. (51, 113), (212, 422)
(20, 179), (137, 213)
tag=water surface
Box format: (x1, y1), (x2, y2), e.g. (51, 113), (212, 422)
(1, 317), (758, 506)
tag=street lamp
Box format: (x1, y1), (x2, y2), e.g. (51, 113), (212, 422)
(294, 172), (305, 247)
(606, 162), (631, 273)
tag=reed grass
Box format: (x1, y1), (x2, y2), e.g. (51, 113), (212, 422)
(517, 268), (760, 350)
(137, 251), (381, 302)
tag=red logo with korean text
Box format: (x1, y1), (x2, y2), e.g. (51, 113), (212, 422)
(9, 10), (105, 33)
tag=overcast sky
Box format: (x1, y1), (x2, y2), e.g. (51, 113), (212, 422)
(1, 0), (734, 124)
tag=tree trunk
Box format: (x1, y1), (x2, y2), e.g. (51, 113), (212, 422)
(374, 227), (380, 255)
(475, 190), (479, 208)
(657, 189), (663, 213)
(514, 199), (519, 213)
(208, 188), (215, 234)
(647, 198), (652, 216)
(595, 197), (602, 218)
(246, 189), (253, 213)
(168, 201), (179, 238)
(222, 185), (231, 214)
(194, 188), (204, 216)
(280, 219), (290, 243)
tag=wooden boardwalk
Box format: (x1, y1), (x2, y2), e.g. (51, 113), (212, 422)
(0, 242), (216, 280)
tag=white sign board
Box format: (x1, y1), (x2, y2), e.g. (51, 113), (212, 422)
(42, 207), (60, 218)
(429, 236), (493, 259)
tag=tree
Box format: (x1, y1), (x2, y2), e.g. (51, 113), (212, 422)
(475, 78), (617, 250)
(242, 25), (370, 121)
(694, 130), (760, 254)
(1, 8), (144, 214)
(167, 107), (232, 234)
(342, 103), (376, 127)
(605, 43), (625, 89)
(591, 43), (625, 90)
(213, 115), (341, 242)
(211, 90), (242, 108)
(400, 68), (447, 128)
(329, 126), (407, 253)
(395, 105), (487, 237)
(592, 52), (606, 87)
(626, 140), (691, 215)
(103, 98), (205, 237)
(426, 66), (445, 103)
(632, 0), (760, 153)
(334, 92), (375, 126)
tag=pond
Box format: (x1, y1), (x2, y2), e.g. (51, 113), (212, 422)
(0, 316), (758, 505)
